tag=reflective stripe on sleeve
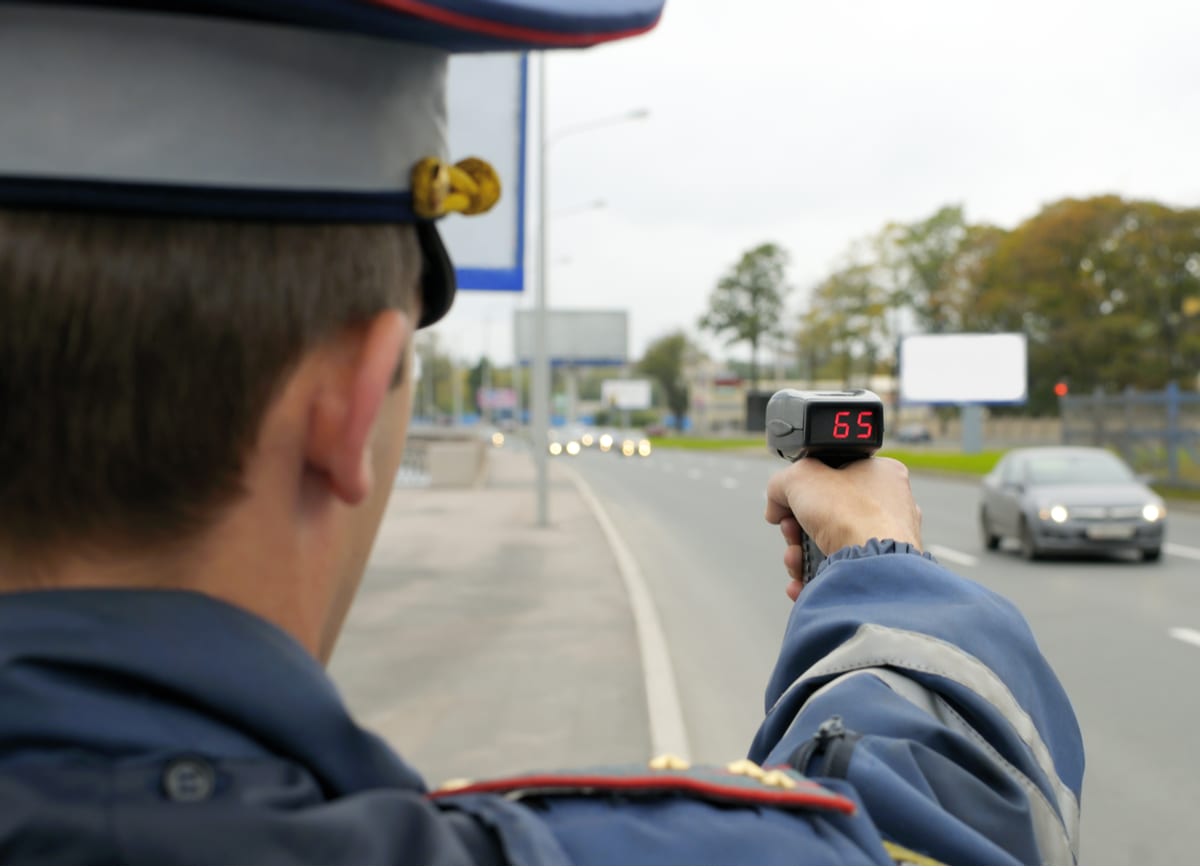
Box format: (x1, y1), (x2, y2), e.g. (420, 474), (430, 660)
(772, 623), (1080, 861)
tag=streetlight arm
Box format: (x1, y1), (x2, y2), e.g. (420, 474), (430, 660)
(547, 108), (650, 147)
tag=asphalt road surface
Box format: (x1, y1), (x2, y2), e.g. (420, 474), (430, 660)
(568, 447), (1200, 866)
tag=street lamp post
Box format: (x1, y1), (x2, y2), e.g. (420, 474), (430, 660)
(532, 53), (648, 527)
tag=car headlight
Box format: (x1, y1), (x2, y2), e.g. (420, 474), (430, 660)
(1143, 503), (1166, 522)
(491, 432), (504, 447)
(581, 433), (594, 447)
(548, 442), (563, 456)
(599, 433), (613, 450)
(638, 440), (652, 457)
(621, 441), (636, 457)
(565, 441), (581, 456)
(1038, 505), (1069, 523)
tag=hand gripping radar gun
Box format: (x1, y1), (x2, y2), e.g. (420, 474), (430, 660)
(765, 389), (885, 585)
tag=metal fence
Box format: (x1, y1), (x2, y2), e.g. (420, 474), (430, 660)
(1060, 382), (1200, 486)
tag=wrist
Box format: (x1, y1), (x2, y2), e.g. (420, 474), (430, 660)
(824, 537), (932, 564)
(819, 518), (921, 556)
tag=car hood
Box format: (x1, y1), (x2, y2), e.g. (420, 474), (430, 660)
(1027, 482), (1158, 506)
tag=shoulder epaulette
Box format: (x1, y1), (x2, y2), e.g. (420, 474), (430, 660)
(428, 755), (856, 815)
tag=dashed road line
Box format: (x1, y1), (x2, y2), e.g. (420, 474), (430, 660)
(927, 544), (979, 567)
(1168, 627), (1200, 649)
(1165, 543), (1200, 561)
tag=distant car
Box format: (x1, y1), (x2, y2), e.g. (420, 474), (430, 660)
(615, 429), (652, 458)
(894, 423), (933, 444)
(547, 428), (581, 457)
(979, 446), (1165, 561)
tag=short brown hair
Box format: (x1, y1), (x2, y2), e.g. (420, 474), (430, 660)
(0, 210), (420, 558)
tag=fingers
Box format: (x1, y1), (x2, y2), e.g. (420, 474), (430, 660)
(778, 515), (804, 548)
(765, 455), (924, 558)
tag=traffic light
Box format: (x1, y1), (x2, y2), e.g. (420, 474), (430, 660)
(1054, 380), (1069, 398)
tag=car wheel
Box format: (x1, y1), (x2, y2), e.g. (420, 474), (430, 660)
(980, 508), (1000, 551)
(1018, 519), (1041, 561)
(1142, 548), (1162, 562)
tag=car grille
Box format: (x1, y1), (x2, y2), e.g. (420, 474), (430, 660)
(1069, 505), (1143, 521)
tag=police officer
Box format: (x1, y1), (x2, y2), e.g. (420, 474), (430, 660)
(0, 2), (1081, 863)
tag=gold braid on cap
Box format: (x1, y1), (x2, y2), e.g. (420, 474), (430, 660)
(411, 156), (501, 219)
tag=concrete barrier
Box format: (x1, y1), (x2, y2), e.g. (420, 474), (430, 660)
(402, 429), (489, 488)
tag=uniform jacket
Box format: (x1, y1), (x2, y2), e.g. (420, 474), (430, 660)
(0, 541), (1082, 864)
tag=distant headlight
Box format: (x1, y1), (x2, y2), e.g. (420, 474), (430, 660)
(548, 442), (563, 456)
(491, 432), (504, 447)
(638, 440), (652, 457)
(565, 441), (581, 456)
(599, 433), (614, 450)
(1143, 503), (1166, 522)
(621, 441), (636, 457)
(1038, 505), (1069, 523)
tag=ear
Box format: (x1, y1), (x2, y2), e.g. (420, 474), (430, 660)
(305, 309), (411, 505)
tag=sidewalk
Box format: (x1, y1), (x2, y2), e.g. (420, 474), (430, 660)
(328, 445), (651, 787)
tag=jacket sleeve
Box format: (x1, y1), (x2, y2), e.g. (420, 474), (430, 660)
(747, 539), (1084, 865)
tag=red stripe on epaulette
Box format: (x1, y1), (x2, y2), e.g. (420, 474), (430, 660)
(364, 0), (661, 47)
(428, 771), (857, 815)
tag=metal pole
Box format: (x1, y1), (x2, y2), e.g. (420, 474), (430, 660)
(532, 53), (550, 526)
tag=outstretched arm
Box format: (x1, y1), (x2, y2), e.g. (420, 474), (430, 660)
(756, 457), (1083, 864)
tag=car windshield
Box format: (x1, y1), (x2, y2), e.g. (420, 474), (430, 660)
(1024, 453), (1135, 485)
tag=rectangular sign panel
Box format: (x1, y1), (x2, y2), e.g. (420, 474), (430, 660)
(602, 379), (652, 411)
(477, 387), (517, 410)
(514, 309), (628, 366)
(900, 333), (1027, 405)
(441, 53), (528, 291)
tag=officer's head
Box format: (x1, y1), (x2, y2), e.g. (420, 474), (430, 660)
(0, 2), (662, 659)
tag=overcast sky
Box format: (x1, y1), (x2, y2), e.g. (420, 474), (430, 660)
(429, 0), (1200, 368)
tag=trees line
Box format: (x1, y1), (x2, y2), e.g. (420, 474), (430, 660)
(696, 195), (1200, 416)
(417, 194), (1200, 423)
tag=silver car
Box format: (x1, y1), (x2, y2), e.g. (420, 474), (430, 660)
(980, 446), (1166, 561)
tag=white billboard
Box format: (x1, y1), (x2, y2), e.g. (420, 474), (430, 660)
(441, 54), (527, 291)
(900, 333), (1027, 405)
(514, 309), (628, 366)
(602, 379), (652, 411)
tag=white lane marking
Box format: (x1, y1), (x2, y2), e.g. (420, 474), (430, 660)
(686, 468), (702, 480)
(560, 463), (691, 759)
(927, 544), (979, 567)
(1168, 627), (1200, 648)
(1165, 543), (1200, 561)
(720, 477), (739, 489)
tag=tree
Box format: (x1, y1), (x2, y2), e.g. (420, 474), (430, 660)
(804, 260), (892, 386)
(971, 196), (1200, 412)
(414, 332), (456, 418)
(636, 331), (694, 431)
(699, 243), (791, 390)
(876, 205), (970, 334)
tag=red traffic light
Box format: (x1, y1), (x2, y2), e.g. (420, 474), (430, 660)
(1054, 381), (1069, 398)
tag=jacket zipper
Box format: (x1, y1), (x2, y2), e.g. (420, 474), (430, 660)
(788, 716), (861, 778)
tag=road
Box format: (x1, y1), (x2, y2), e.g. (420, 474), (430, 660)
(568, 446), (1200, 866)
